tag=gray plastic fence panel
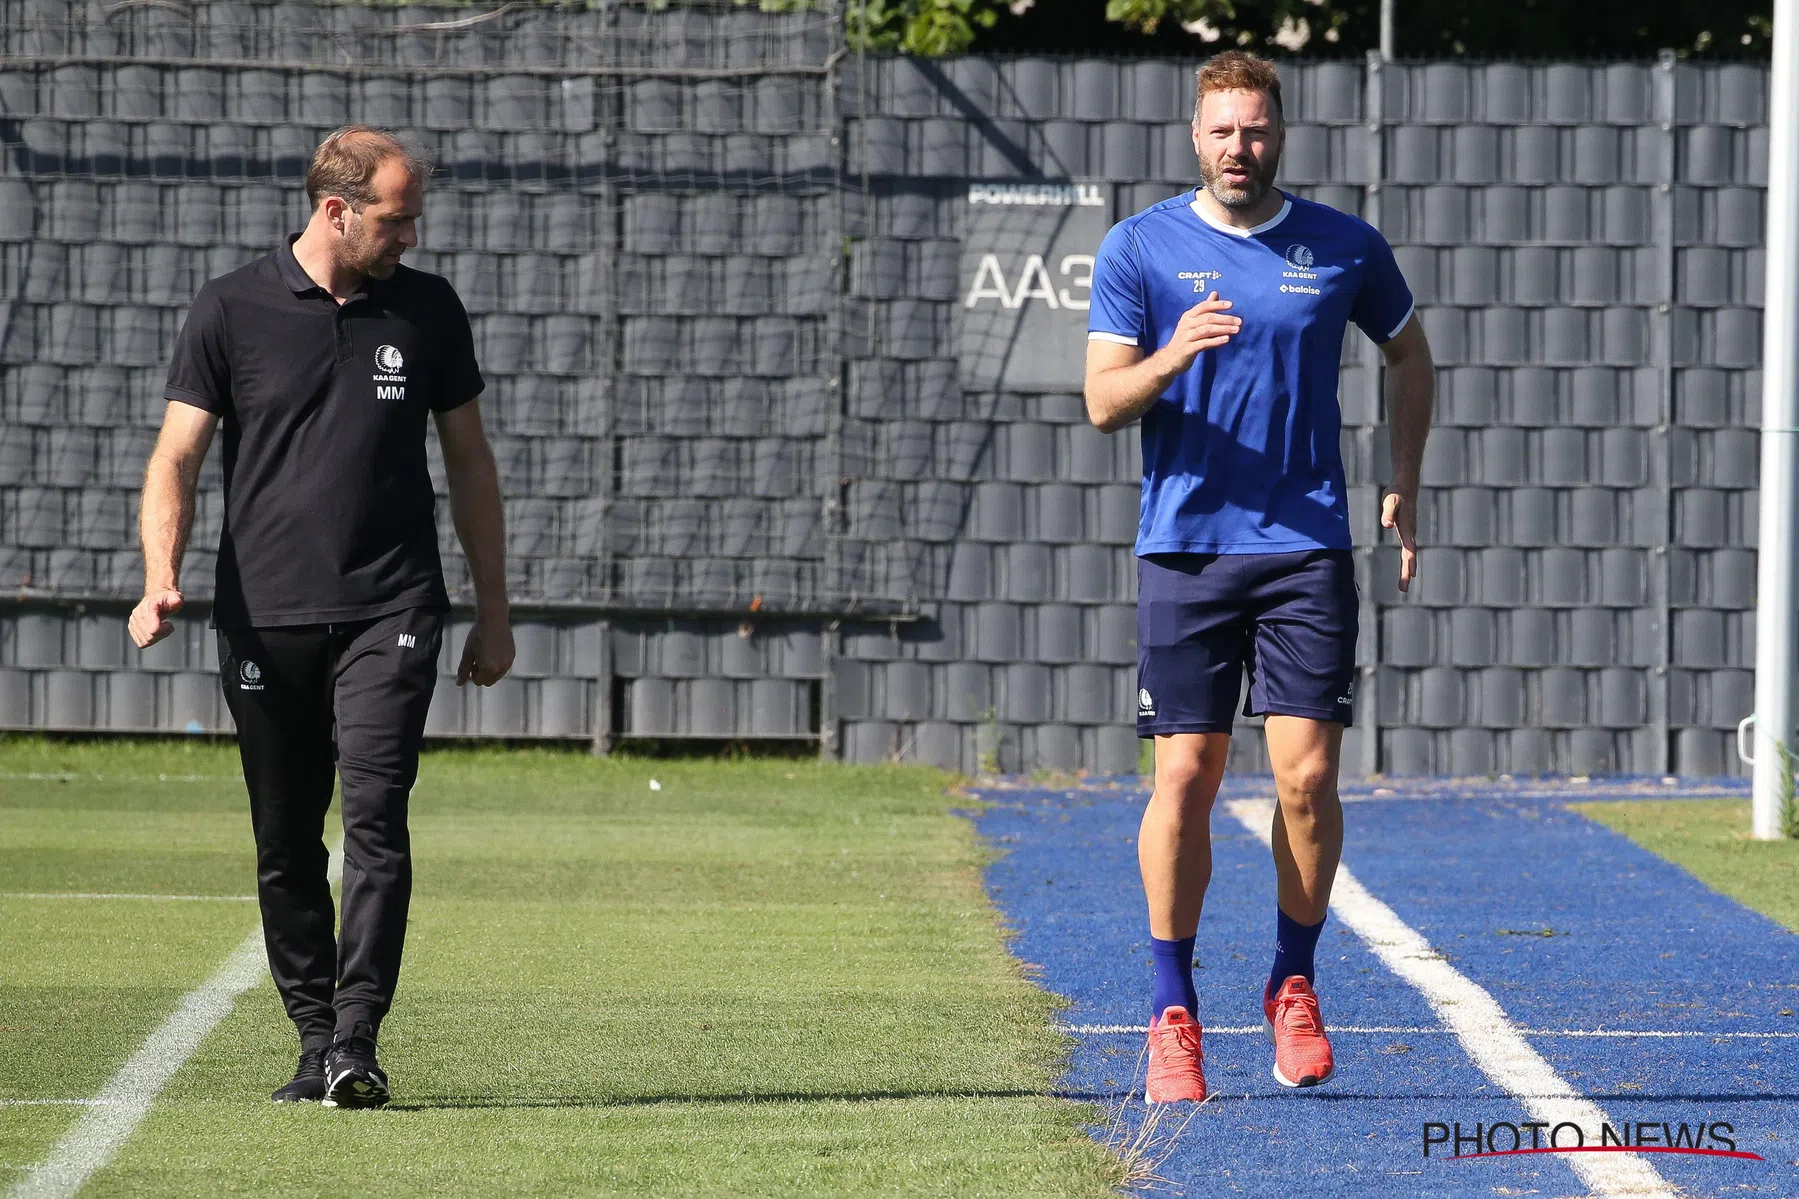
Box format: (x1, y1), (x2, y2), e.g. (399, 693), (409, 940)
(0, 18), (1768, 774)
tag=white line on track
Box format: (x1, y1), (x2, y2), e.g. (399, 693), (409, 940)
(0, 894), (257, 903)
(1225, 798), (1676, 1199)
(1220, 788), (1746, 805)
(8, 843), (343, 1199)
(1069, 1023), (1799, 1038)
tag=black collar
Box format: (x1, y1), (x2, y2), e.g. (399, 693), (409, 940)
(276, 234), (321, 294)
(276, 234), (386, 302)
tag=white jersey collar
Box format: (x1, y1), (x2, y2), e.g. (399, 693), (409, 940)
(1188, 189), (1292, 237)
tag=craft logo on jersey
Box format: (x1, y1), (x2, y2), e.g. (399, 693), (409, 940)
(373, 345), (408, 400)
(239, 660), (264, 691)
(1177, 269), (1224, 292)
(1138, 688), (1156, 717)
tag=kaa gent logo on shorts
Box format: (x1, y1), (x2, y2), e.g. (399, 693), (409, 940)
(239, 660), (264, 692)
(373, 345), (408, 401)
(1138, 688), (1156, 717)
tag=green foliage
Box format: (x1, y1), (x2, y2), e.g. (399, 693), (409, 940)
(839, 0), (1771, 58)
(1105, 0), (1349, 49)
(328, 0), (1775, 58)
(847, 0), (1002, 55)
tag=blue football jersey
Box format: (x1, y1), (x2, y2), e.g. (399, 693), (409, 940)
(1088, 190), (1414, 555)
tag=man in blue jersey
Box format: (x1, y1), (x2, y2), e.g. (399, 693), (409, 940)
(1084, 50), (1434, 1103)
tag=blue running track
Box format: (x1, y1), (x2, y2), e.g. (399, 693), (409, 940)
(975, 777), (1799, 1198)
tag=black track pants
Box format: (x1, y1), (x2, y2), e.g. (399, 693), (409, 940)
(217, 608), (443, 1049)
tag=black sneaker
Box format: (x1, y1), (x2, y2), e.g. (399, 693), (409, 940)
(271, 1047), (328, 1103)
(322, 1024), (390, 1109)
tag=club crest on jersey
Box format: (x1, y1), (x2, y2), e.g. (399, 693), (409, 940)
(239, 660), (264, 691)
(373, 344), (408, 400)
(1282, 243), (1321, 294)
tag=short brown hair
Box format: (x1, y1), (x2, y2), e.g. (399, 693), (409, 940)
(1194, 50), (1283, 124)
(305, 125), (433, 211)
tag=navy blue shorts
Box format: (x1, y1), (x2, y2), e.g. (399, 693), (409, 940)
(1136, 550), (1358, 736)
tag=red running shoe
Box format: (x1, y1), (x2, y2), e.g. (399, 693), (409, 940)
(1145, 1006), (1207, 1103)
(1263, 975), (1335, 1087)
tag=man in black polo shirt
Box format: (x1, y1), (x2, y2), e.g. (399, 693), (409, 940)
(128, 126), (514, 1108)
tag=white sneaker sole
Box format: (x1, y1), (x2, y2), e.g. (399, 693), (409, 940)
(1264, 1016), (1334, 1088)
(322, 1071), (390, 1110)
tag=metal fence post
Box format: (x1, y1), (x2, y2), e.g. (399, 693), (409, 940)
(1650, 50), (1677, 774)
(1359, 48), (1388, 778)
(1754, 0), (1799, 837)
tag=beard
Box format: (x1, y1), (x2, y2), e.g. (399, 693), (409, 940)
(343, 221), (400, 279)
(1198, 146), (1281, 209)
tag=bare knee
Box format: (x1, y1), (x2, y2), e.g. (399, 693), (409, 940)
(1153, 736), (1228, 812)
(1157, 763), (1218, 809)
(1274, 754), (1338, 823)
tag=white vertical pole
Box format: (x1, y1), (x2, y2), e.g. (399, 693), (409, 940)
(1379, 0), (1395, 61)
(1754, 0), (1799, 839)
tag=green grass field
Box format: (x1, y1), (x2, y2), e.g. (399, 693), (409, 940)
(10, 733), (1796, 1199)
(0, 737), (1121, 1198)
(1574, 798), (1799, 934)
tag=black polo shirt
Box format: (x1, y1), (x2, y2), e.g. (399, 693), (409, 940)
(165, 235), (484, 628)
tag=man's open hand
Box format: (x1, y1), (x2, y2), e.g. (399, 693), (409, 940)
(1382, 491), (1420, 593)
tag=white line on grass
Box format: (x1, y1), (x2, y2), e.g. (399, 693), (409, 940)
(0, 894), (257, 903)
(1069, 1023), (1799, 1039)
(0, 773), (241, 783)
(8, 844), (343, 1199)
(1225, 798), (1676, 1199)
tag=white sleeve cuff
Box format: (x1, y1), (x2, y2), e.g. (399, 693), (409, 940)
(1087, 331), (1138, 346)
(1384, 303), (1416, 343)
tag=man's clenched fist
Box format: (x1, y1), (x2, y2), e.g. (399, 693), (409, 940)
(1153, 291), (1242, 374)
(129, 589), (184, 649)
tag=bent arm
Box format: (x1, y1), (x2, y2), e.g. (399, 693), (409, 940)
(1380, 314), (1434, 501)
(139, 401), (218, 593)
(434, 401), (509, 619)
(1084, 293), (1239, 434)
(1084, 340), (1182, 435)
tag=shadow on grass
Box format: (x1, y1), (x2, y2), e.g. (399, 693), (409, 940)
(378, 1086), (1799, 1114)
(386, 1087), (1074, 1112)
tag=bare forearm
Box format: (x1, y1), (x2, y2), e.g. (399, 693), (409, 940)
(1086, 351), (1183, 434)
(139, 454), (197, 592)
(448, 454), (509, 616)
(1384, 354), (1434, 496)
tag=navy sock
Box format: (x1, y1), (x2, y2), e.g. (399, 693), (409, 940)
(1268, 908), (1326, 998)
(1149, 935), (1198, 1020)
